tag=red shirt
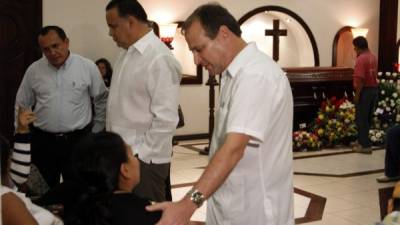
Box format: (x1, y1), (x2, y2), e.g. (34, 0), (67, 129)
(353, 50), (378, 88)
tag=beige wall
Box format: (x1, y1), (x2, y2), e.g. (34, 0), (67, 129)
(43, 0), (380, 136)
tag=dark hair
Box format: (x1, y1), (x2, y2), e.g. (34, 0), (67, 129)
(106, 0), (148, 23)
(39, 25), (67, 41)
(0, 134), (11, 183)
(95, 58), (113, 87)
(353, 36), (369, 50)
(65, 132), (127, 225)
(393, 198), (400, 211)
(182, 3), (241, 39)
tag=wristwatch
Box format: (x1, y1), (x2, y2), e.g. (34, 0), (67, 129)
(186, 188), (205, 208)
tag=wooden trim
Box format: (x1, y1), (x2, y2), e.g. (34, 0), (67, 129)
(378, 0), (398, 72)
(294, 188), (326, 224)
(294, 169), (384, 178)
(332, 26), (353, 66)
(180, 65), (203, 84)
(174, 133), (209, 141)
(395, 39), (400, 65)
(379, 186), (395, 220)
(284, 67), (353, 83)
(238, 5), (320, 66)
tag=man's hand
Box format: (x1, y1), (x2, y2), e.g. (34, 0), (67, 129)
(146, 198), (197, 225)
(17, 106), (36, 134)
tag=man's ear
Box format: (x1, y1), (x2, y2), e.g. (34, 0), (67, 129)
(127, 15), (138, 29)
(120, 163), (129, 179)
(64, 38), (70, 46)
(218, 25), (230, 40)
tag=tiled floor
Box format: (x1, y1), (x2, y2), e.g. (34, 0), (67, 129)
(171, 140), (397, 224)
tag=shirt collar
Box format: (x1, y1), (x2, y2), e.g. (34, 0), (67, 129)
(128, 30), (156, 54)
(224, 42), (257, 78)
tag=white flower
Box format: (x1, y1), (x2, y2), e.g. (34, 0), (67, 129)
(381, 79), (386, 83)
(376, 132), (382, 138)
(391, 102), (396, 107)
(371, 136), (377, 142)
(386, 72), (391, 76)
(390, 80), (394, 84)
(393, 93), (398, 98)
(393, 72), (398, 78)
(378, 72), (383, 77)
(381, 90), (386, 95)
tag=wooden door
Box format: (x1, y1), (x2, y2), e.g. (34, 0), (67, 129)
(0, 0), (42, 140)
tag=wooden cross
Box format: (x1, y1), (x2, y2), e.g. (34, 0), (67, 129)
(265, 19), (287, 61)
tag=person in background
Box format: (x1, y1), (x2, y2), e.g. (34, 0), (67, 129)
(96, 58), (113, 87)
(147, 3), (294, 225)
(64, 132), (161, 225)
(377, 125), (400, 182)
(1, 108), (63, 225)
(15, 25), (108, 188)
(105, 0), (181, 202)
(352, 36), (378, 154)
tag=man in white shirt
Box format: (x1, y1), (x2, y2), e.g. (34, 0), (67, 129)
(147, 3), (294, 225)
(105, 0), (181, 202)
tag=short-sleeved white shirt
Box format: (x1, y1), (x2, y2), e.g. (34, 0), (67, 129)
(207, 43), (294, 225)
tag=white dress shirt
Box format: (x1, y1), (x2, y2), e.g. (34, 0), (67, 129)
(15, 53), (108, 133)
(106, 31), (181, 164)
(207, 43), (295, 225)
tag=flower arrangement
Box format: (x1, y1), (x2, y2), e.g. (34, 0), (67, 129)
(373, 72), (400, 130)
(369, 129), (385, 146)
(310, 97), (356, 147)
(293, 130), (321, 151)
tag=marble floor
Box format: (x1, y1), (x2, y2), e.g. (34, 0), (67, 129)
(170, 140), (397, 225)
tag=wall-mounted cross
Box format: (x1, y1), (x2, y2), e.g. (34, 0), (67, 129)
(265, 19), (287, 61)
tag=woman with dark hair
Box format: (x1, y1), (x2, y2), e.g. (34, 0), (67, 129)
(64, 132), (161, 225)
(95, 58), (113, 87)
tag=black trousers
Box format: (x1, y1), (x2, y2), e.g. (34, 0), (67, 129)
(31, 125), (91, 188)
(355, 87), (378, 148)
(385, 125), (400, 177)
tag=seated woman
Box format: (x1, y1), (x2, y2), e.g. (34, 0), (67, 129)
(1, 108), (63, 225)
(64, 132), (161, 225)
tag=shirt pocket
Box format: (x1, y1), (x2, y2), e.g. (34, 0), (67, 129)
(67, 80), (88, 104)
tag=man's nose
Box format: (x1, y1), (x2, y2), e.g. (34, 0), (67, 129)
(193, 52), (202, 66)
(49, 48), (57, 56)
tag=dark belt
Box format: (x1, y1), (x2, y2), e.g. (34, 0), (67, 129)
(32, 124), (91, 140)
